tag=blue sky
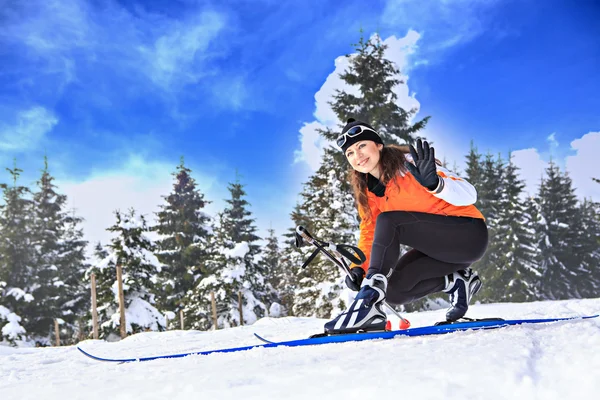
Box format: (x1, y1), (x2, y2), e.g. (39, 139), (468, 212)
(1, 0), (599, 252)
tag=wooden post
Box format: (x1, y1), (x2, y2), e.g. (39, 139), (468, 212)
(90, 273), (99, 340)
(54, 319), (60, 346)
(179, 310), (185, 330)
(116, 264), (127, 339)
(211, 291), (218, 330)
(165, 314), (169, 331)
(238, 290), (243, 326)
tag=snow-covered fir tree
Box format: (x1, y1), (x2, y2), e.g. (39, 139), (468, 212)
(291, 151), (358, 318)
(470, 152), (505, 302)
(184, 177), (267, 329)
(57, 210), (90, 343)
(260, 227), (284, 317)
(87, 209), (164, 339)
(276, 204), (313, 316)
(573, 199), (600, 297)
(537, 162), (581, 300)
(0, 164), (35, 344)
(154, 157), (212, 326)
(480, 158), (541, 302)
(26, 158), (88, 344)
(464, 142), (484, 191)
(325, 33), (429, 149)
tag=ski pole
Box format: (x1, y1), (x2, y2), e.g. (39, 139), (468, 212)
(295, 226), (410, 329)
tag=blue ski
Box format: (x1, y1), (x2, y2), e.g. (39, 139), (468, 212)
(77, 314), (598, 363)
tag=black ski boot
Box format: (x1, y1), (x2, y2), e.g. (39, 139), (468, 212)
(444, 268), (482, 322)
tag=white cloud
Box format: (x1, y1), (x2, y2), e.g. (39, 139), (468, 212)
(566, 132), (600, 201)
(296, 31), (422, 171)
(0, 106), (58, 151)
(382, 0), (500, 52)
(139, 11), (227, 89)
(510, 132), (600, 202)
(59, 155), (218, 257)
(510, 148), (547, 198)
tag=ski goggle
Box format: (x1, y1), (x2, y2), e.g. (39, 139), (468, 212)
(336, 125), (377, 149)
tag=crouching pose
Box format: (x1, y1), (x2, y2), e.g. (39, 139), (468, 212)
(326, 118), (489, 334)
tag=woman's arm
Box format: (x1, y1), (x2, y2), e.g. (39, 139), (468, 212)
(427, 164), (478, 206)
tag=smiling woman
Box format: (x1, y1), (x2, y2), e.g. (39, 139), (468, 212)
(324, 118), (488, 334)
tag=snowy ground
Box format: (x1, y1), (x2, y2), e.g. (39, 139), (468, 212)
(1, 298), (599, 400)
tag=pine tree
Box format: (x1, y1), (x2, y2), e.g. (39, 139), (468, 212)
(471, 152), (505, 302)
(0, 163), (35, 344)
(25, 158), (69, 342)
(290, 152), (358, 318)
(185, 176), (267, 329)
(58, 210), (90, 343)
(88, 209), (164, 339)
(276, 205), (313, 316)
(464, 142), (484, 190)
(573, 199), (600, 297)
(154, 157), (212, 325)
(327, 33), (429, 148)
(260, 227), (284, 317)
(480, 159), (541, 302)
(537, 162), (581, 300)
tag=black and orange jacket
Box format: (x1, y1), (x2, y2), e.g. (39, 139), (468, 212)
(354, 155), (484, 272)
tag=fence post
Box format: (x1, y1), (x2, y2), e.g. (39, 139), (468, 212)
(211, 291), (218, 330)
(238, 290), (243, 326)
(179, 310), (185, 330)
(91, 272), (99, 340)
(116, 264), (127, 339)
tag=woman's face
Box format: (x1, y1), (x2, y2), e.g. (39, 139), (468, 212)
(345, 140), (384, 175)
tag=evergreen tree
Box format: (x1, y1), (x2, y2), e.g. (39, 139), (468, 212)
(276, 204), (313, 316)
(326, 33), (429, 149)
(464, 142), (484, 190)
(573, 199), (600, 297)
(154, 157), (212, 325)
(537, 162), (581, 300)
(25, 158), (73, 342)
(471, 152), (505, 302)
(260, 227), (284, 317)
(58, 210), (90, 343)
(480, 158), (541, 302)
(88, 209), (164, 339)
(0, 163), (35, 344)
(185, 176), (267, 329)
(291, 152), (358, 318)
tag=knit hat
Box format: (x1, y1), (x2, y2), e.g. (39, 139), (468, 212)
(337, 118), (384, 153)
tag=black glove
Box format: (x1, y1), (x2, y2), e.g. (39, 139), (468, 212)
(345, 267), (365, 291)
(405, 139), (440, 191)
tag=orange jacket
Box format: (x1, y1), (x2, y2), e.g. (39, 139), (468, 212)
(354, 158), (484, 272)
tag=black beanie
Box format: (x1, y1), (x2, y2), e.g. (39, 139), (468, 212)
(338, 118), (384, 153)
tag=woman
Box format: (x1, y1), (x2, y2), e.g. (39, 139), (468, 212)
(325, 118), (488, 334)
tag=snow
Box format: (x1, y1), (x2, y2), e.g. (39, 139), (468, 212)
(1, 298), (600, 400)
(224, 242), (250, 259)
(0, 306), (26, 340)
(5, 288), (34, 302)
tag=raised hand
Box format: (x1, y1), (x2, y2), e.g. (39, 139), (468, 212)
(405, 139), (440, 191)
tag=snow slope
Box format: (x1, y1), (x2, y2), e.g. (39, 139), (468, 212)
(1, 298), (599, 400)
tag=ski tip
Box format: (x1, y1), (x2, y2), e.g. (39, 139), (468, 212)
(253, 333), (275, 344)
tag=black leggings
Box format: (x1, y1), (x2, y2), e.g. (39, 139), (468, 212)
(366, 211), (488, 306)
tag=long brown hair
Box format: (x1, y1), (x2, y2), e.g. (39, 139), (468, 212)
(348, 144), (441, 222)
